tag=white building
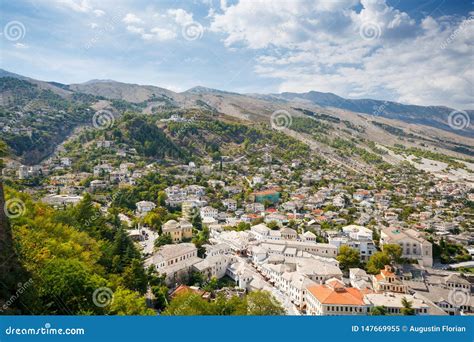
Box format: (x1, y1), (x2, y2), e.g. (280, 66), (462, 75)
(200, 206), (218, 219)
(381, 228), (433, 267)
(152, 243), (201, 286)
(136, 200), (156, 214)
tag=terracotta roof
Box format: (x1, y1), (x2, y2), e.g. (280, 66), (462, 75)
(307, 284), (365, 305)
(170, 285), (204, 298)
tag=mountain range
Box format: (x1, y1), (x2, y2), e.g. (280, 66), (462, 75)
(0, 68), (472, 167)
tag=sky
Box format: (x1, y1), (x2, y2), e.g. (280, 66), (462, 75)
(0, 0), (473, 109)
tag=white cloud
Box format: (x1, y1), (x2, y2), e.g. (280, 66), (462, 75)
(126, 25), (176, 41)
(123, 13), (143, 24)
(56, 0), (92, 13)
(150, 27), (177, 41)
(93, 9), (105, 17)
(167, 8), (194, 25)
(210, 0), (473, 108)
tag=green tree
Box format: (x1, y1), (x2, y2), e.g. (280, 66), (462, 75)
(383, 244), (403, 263)
(267, 221), (279, 230)
(122, 259), (148, 294)
(192, 211), (202, 230)
(157, 191), (167, 207)
(401, 297), (415, 315)
(245, 291), (285, 315)
(366, 251), (391, 274)
(107, 287), (155, 315)
(151, 286), (169, 311)
(163, 292), (211, 315)
(154, 233), (173, 247)
(38, 258), (104, 314)
(337, 246), (360, 271)
(370, 306), (387, 315)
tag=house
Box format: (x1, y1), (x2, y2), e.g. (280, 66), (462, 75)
(306, 278), (370, 315)
(281, 227), (298, 240)
(162, 219), (193, 242)
(349, 268), (373, 290)
(152, 243), (201, 286)
(365, 293), (429, 315)
(136, 201), (156, 214)
(372, 265), (408, 293)
(328, 225), (377, 262)
(200, 206), (218, 219)
(222, 198), (237, 211)
(381, 228), (433, 267)
(246, 202), (265, 213)
(192, 255), (238, 281)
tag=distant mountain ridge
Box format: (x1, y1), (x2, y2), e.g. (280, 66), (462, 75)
(0, 68), (472, 137)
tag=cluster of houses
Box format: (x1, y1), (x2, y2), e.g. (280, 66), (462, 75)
(146, 220), (473, 315)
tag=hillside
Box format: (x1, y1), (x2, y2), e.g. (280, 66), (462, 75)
(0, 70), (473, 174)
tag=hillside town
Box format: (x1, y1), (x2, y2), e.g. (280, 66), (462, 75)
(3, 127), (473, 316)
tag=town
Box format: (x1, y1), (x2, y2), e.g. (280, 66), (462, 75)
(3, 113), (472, 316)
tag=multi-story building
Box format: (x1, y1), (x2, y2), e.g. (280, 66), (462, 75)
(306, 279), (370, 315)
(381, 228), (433, 267)
(162, 219), (193, 243)
(152, 243), (201, 286)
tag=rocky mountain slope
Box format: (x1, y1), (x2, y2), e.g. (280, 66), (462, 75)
(0, 69), (472, 174)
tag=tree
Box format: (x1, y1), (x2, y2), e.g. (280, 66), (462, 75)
(245, 291), (285, 315)
(157, 191), (167, 207)
(163, 292), (211, 315)
(267, 221), (279, 230)
(110, 228), (140, 272)
(337, 246), (360, 271)
(401, 297), (415, 315)
(107, 287), (155, 315)
(383, 244), (403, 263)
(143, 212), (162, 232)
(155, 233), (173, 247)
(366, 251), (391, 274)
(151, 286), (169, 311)
(370, 306), (387, 315)
(38, 258), (104, 314)
(122, 259), (148, 294)
(191, 211), (202, 230)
